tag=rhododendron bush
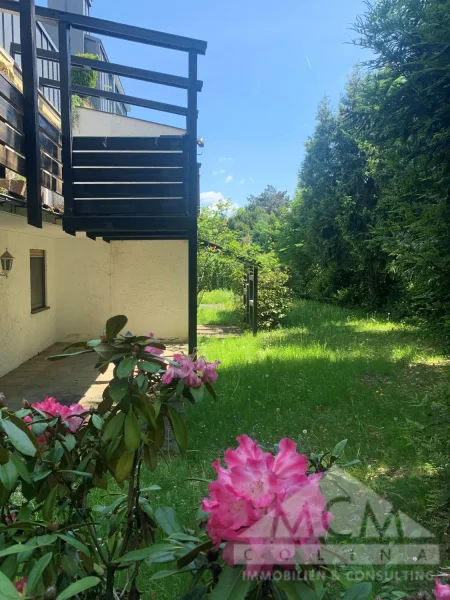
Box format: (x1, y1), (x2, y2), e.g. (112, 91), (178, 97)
(0, 315), (218, 600)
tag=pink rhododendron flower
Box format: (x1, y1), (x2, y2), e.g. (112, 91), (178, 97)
(202, 435), (332, 575)
(161, 354), (219, 388)
(435, 579), (450, 599)
(23, 397), (85, 443)
(14, 578), (26, 595)
(144, 332), (164, 356)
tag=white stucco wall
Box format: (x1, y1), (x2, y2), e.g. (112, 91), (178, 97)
(111, 241), (188, 340)
(0, 213), (188, 378)
(75, 108), (186, 137)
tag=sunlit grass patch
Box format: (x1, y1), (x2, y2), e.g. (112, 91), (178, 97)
(138, 299), (449, 599)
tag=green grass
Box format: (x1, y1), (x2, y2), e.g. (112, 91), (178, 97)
(140, 300), (449, 598)
(199, 289), (235, 304)
(197, 288), (242, 326)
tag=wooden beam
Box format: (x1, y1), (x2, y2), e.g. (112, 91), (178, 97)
(72, 152), (184, 168)
(62, 215), (196, 232)
(12, 45), (203, 91)
(73, 182), (184, 199)
(40, 78), (188, 116)
(72, 135), (185, 152)
(19, 0), (42, 228)
(187, 51), (199, 354)
(72, 167), (184, 183)
(74, 198), (186, 215)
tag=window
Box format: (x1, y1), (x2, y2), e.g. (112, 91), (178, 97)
(30, 250), (47, 312)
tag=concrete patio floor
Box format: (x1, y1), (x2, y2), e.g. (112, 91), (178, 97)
(0, 341), (187, 413)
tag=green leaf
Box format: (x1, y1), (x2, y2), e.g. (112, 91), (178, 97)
(0, 459), (18, 492)
(118, 543), (178, 563)
(2, 419), (37, 457)
(102, 412), (125, 441)
(62, 341), (88, 352)
(109, 378), (129, 402)
(117, 357), (137, 379)
(9, 454), (31, 484)
(27, 552), (53, 593)
(105, 315), (128, 342)
(0, 445), (9, 465)
(168, 532), (201, 542)
(176, 540), (213, 569)
(0, 571), (20, 599)
(209, 565), (251, 600)
(190, 385), (205, 404)
(204, 381), (216, 400)
(124, 410), (141, 451)
(277, 580), (319, 600)
(139, 361), (161, 374)
(8, 414), (41, 453)
(143, 445), (157, 472)
(47, 350), (93, 361)
(341, 583), (373, 600)
(86, 339), (102, 348)
(0, 543), (43, 558)
(91, 414), (103, 430)
(150, 569), (188, 581)
(115, 451), (134, 482)
(57, 534), (91, 557)
(42, 487), (58, 521)
(167, 406), (187, 453)
(155, 507), (184, 536)
(331, 439), (348, 459)
(141, 484), (162, 492)
(56, 576), (101, 600)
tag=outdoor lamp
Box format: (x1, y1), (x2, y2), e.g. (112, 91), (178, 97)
(197, 137), (205, 147)
(0, 249), (14, 277)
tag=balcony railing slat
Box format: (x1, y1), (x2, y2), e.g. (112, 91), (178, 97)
(11, 44), (203, 91)
(73, 167), (184, 183)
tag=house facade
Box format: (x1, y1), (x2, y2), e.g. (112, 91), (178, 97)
(0, 0), (205, 379)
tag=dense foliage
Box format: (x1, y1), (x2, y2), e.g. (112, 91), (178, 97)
(198, 196), (292, 330)
(277, 0), (450, 335)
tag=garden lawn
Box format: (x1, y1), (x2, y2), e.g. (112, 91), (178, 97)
(139, 300), (450, 598)
(197, 289), (242, 326)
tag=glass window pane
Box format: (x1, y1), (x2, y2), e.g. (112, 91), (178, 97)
(30, 256), (45, 311)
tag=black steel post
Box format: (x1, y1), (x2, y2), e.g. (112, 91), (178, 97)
(19, 0), (42, 228)
(187, 50), (198, 354)
(253, 265), (258, 336)
(58, 21), (74, 225)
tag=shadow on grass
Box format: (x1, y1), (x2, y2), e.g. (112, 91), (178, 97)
(198, 307), (244, 327)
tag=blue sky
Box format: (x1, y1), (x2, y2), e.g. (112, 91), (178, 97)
(40, 0), (371, 207)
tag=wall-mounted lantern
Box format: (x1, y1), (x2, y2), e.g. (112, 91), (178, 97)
(0, 249), (14, 278)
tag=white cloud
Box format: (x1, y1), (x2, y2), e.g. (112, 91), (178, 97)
(239, 179), (246, 184)
(200, 191), (224, 205)
(248, 177), (254, 182)
(225, 175), (233, 183)
(219, 157), (232, 162)
(239, 177), (254, 184)
(213, 169), (226, 176)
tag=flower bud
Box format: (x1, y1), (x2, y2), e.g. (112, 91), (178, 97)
(22, 399), (31, 409)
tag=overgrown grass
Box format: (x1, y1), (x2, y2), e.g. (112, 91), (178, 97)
(139, 300), (449, 598)
(197, 289), (242, 326)
(199, 289), (235, 304)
